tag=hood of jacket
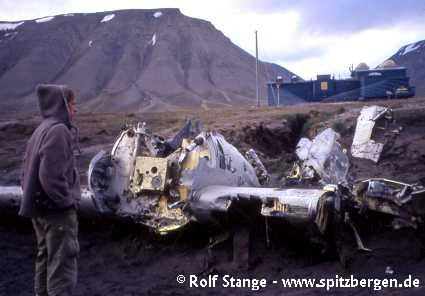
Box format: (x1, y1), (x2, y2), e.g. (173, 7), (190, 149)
(37, 84), (72, 125)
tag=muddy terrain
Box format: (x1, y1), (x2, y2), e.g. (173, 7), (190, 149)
(1, 98), (425, 295)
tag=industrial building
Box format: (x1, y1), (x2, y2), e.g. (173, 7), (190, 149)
(267, 60), (416, 106)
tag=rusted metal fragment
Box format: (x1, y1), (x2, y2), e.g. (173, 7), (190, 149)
(245, 149), (270, 185)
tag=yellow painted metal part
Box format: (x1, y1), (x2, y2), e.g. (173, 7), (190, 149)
(177, 186), (190, 201)
(261, 198), (288, 216)
(156, 195), (189, 235)
(131, 156), (168, 194)
(158, 223), (188, 235)
(287, 163), (301, 179)
(136, 137), (212, 234)
(182, 147), (210, 170)
(177, 139), (210, 200)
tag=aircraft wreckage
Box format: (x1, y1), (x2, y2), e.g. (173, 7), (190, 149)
(0, 106), (424, 254)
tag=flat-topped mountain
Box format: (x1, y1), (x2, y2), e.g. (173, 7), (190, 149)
(0, 9), (297, 112)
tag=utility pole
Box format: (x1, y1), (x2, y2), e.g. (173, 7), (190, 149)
(276, 76), (283, 107)
(277, 83), (280, 106)
(255, 30), (259, 107)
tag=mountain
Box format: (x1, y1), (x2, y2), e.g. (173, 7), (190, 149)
(389, 40), (425, 96)
(0, 9), (297, 112)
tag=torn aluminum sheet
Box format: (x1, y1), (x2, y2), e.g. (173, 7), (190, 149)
(351, 106), (392, 162)
(354, 178), (425, 229)
(295, 128), (350, 185)
(0, 186), (97, 217)
(190, 185), (328, 226)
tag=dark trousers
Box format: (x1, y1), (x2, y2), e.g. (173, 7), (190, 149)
(32, 209), (79, 296)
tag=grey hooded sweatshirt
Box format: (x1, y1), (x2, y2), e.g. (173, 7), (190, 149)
(20, 84), (81, 217)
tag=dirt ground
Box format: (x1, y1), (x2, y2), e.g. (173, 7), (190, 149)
(1, 98), (425, 295)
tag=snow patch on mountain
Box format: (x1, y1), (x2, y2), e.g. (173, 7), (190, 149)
(153, 11), (163, 18)
(149, 33), (157, 46)
(0, 22), (24, 31)
(399, 42), (422, 56)
(36, 16), (54, 23)
(101, 14), (115, 23)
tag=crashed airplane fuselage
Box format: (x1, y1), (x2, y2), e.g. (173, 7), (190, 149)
(88, 122), (335, 234)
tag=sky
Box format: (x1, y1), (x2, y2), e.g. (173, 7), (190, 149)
(1, 0), (425, 80)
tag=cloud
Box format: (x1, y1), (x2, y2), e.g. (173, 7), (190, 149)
(280, 23), (425, 79)
(269, 46), (327, 62)
(241, 0), (425, 34)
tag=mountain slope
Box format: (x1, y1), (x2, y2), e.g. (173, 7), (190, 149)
(389, 40), (425, 96)
(0, 9), (298, 112)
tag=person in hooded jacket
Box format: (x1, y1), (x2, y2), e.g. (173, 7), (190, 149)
(20, 84), (81, 296)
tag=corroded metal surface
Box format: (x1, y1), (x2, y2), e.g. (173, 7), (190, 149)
(351, 106), (391, 162)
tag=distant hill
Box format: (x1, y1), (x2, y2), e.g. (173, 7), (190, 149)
(389, 40), (425, 96)
(0, 9), (298, 112)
